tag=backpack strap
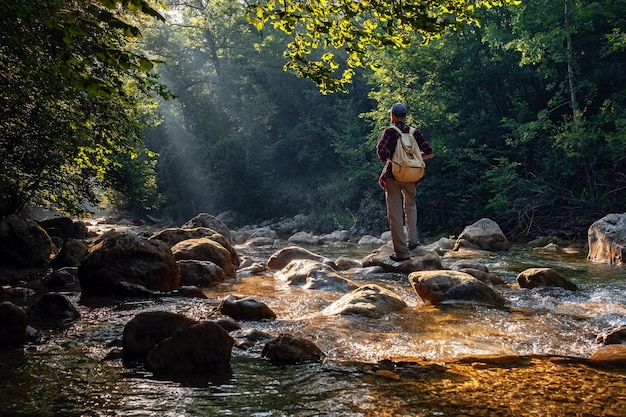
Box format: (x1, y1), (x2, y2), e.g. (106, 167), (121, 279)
(391, 125), (416, 152)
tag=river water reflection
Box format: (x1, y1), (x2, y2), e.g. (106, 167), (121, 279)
(0, 242), (625, 416)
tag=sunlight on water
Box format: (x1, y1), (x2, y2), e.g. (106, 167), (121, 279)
(0, 243), (624, 416)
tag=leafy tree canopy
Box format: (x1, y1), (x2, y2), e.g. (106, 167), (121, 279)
(247, 0), (521, 92)
(0, 0), (170, 217)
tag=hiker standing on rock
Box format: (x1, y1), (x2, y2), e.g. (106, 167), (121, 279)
(376, 102), (434, 262)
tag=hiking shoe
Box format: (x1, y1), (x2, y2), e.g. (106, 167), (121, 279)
(390, 254), (410, 262)
(408, 243), (419, 250)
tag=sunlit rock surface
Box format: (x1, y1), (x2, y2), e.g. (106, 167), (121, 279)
(453, 218), (509, 252)
(275, 259), (358, 292)
(323, 284), (407, 318)
(587, 212), (626, 265)
(409, 270), (507, 308)
(516, 267), (578, 291)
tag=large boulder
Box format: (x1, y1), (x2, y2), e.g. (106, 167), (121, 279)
(516, 268), (578, 291)
(171, 237), (235, 275)
(0, 301), (28, 347)
(123, 311), (198, 359)
(181, 213), (231, 243)
(361, 243), (442, 274)
(146, 321), (234, 374)
(149, 227), (239, 269)
(77, 231), (180, 296)
(275, 260), (358, 292)
(267, 246), (334, 270)
(409, 270), (507, 308)
(261, 334), (325, 364)
(0, 215), (54, 267)
(51, 238), (89, 267)
(38, 217), (90, 241)
(587, 213), (626, 265)
(323, 284), (407, 318)
(453, 218), (509, 252)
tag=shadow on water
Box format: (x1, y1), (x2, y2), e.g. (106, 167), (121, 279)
(0, 242), (625, 416)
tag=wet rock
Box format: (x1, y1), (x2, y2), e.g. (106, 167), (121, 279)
(323, 284), (407, 318)
(38, 217), (90, 240)
(123, 311), (198, 359)
(150, 227), (239, 269)
(276, 260), (358, 292)
(147, 321), (234, 374)
(261, 334), (325, 364)
(409, 270), (507, 308)
(206, 316), (241, 332)
(42, 267), (79, 291)
(0, 301), (28, 347)
(0, 285), (36, 301)
(232, 328), (274, 350)
(453, 218), (509, 252)
(27, 293), (80, 329)
(595, 325), (626, 345)
(172, 286), (207, 299)
(177, 259), (227, 286)
(587, 213), (626, 265)
(216, 295), (276, 321)
(334, 256), (362, 271)
(0, 215), (54, 267)
(171, 238), (235, 275)
(236, 262), (267, 278)
(362, 242), (442, 274)
(449, 260), (489, 273)
(77, 231), (180, 296)
(516, 268), (578, 291)
(589, 344), (626, 365)
(181, 213), (232, 243)
(267, 246), (334, 270)
(459, 268), (504, 286)
(423, 237), (456, 255)
(358, 235), (385, 247)
(51, 238), (89, 267)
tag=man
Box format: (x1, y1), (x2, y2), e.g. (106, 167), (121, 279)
(376, 102), (434, 262)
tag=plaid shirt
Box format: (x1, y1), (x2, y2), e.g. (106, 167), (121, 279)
(376, 121), (433, 189)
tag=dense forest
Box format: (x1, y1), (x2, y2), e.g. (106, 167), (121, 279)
(2, 0), (626, 240)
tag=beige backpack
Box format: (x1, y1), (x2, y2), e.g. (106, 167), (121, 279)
(390, 125), (425, 182)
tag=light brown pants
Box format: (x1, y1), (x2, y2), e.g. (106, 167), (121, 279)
(385, 177), (418, 257)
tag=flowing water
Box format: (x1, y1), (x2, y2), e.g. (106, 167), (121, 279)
(1, 242), (625, 416)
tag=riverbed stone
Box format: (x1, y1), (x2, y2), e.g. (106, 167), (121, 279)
(453, 218), (509, 252)
(38, 216), (90, 241)
(261, 334), (325, 364)
(171, 237), (235, 275)
(182, 213), (232, 243)
(0, 301), (28, 347)
(323, 284), (407, 318)
(150, 227), (240, 270)
(51, 238), (89, 267)
(587, 213), (626, 265)
(409, 270), (507, 308)
(123, 311), (198, 359)
(27, 293), (81, 329)
(146, 321), (234, 374)
(589, 344), (626, 365)
(267, 246), (334, 270)
(362, 242), (442, 274)
(217, 295), (276, 321)
(275, 259), (358, 292)
(516, 268), (578, 291)
(0, 215), (54, 267)
(177, 259), (227, 286)
(77, 231), (180, 296)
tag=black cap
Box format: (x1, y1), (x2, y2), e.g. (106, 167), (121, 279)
(389, 102), (407, 116)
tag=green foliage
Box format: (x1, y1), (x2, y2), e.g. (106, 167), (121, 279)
(247, 0), (521, 92)
(0, 0), (169, 218)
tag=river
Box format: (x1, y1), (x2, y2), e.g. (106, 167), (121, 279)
(0, 240), (624, 416)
